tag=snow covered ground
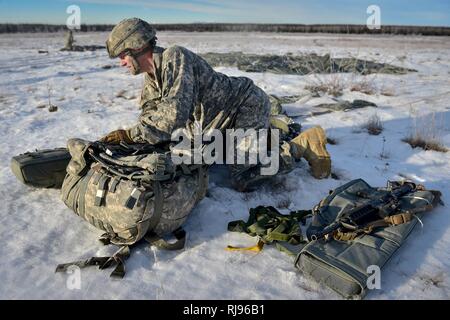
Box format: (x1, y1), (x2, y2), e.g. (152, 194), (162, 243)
(0, 31), (449, 299)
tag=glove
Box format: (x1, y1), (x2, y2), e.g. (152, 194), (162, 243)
(289, 126), (331, 179)
(99, 129), (133, 144)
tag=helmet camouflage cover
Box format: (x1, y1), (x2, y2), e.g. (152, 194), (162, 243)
(106, 18), (156, 58)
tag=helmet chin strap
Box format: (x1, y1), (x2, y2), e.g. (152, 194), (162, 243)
(129, 55), (141, 75)
(129, 46), (152, 75)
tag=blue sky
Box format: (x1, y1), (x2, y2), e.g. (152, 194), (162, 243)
(0, 0), (449, 26)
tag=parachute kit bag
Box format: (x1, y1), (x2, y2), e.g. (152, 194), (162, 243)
(56, 139), (208, 277)
(295, 179), (442, 299)
(11, 148), (71, 188)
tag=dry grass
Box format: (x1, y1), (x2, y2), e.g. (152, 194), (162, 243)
(402, 136), (447, 152)
(380, 85), (396, 96)
(350, 77), (377, 95)
(303, 52), (404, 97)
(303, 52), (345, 97)
(362, 113), (383, 135)
(403, 111), (448, 153)
(305, 74), (345, 97)
(379, 136), (390, 159)
(44, 82), (58, 112)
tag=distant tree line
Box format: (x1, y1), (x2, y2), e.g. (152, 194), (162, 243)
(1, 23), (449, 36)
(0, 24), (113, 33)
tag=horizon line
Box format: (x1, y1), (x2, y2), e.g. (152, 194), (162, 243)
(1, 22), (449, 28)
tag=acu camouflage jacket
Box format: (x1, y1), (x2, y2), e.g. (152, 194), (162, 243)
(128, 45), (256, 144)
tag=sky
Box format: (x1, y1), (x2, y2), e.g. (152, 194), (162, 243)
(0, 0), (449, 26)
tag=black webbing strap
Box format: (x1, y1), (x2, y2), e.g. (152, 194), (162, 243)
(146, 180), (164, 232)
(78, 169), (95, 218)
(94, 175), (109, 207)
(124, 187), (142, 210)
(99, 233), (112, 245)
(180, 164), (192, 175)
(109, 177), (120, 193)
(55, 246), (130, 278)
(144, 227), (186, 251)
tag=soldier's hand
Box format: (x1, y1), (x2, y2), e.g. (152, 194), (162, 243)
(99, 129), (133, 144)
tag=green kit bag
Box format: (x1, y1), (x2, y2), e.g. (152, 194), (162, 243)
(295, 179), (442, 299)
(11, 148), (71, 188)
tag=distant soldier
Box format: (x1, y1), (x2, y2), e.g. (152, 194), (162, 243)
(65, 29), (74, 51)
(101, 18), (330, 191)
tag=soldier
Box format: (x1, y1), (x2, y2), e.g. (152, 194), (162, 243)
(64, 30), (74, 51)
(101, 18), (330, 191)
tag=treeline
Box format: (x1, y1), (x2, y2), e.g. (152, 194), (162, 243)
(155, 23), (450, 36)
(0, 24), (113, 33)
(1, 23), (449, 36)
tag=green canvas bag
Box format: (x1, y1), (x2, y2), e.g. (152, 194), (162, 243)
(295, 179), (442, 299)
(11, 148), (71, 188)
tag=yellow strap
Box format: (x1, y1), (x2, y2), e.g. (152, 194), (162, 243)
(333, 230), (358, 242)
(226, 240), (265, 252)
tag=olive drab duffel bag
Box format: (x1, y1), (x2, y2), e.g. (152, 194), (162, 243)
(295, 179), (442, 299)
(10, 148), (71, 188)
(56, 138), (208, 278)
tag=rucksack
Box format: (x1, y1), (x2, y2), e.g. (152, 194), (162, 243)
(56, 138), (208, 277)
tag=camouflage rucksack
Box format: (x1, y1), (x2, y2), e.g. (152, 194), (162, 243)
(56, 138), (208, 278)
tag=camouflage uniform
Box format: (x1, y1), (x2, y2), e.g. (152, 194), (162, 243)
(128, 45), (270, 144)
(126, 45), (272, 190)
(65, 30), (74, 50)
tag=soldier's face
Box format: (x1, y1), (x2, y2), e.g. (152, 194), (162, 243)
(119, 54), (139, 75)
(119, 50), (154, 76)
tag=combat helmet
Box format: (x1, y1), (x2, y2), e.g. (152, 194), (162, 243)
(106, 18), (157, 58)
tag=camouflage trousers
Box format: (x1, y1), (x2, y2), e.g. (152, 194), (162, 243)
(228, 85), (294, 191)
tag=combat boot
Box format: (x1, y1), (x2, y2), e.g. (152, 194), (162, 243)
(289, 126), (331, 179)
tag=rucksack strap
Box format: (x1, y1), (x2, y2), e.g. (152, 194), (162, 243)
(146, 180), (164, 232)
(56, 179), (165, 279)
(144, 227), (186, 251)
(77, 169), (96, 218)
(55, 246), (130, 278)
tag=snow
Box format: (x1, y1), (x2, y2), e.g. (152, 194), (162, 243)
(0, 31), (449, 299)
